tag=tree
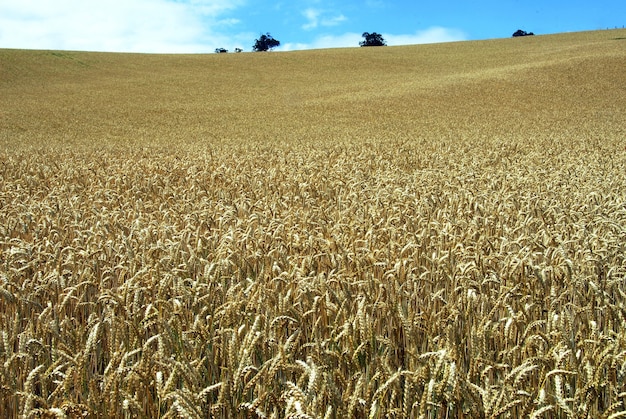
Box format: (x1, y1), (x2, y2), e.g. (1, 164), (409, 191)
(512, 29), (534, 37)
(360, 32), (386, 47)
(253, 33), (280, 52)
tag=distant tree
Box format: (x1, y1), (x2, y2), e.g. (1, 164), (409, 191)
(215, 48), (228, 53)
(253, 33), (280, 52)
(360, 32), (387, 47)
(512, 29), (534, 37)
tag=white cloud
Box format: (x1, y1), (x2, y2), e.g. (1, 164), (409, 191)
(302, 8), (321, 30)
(384, 27), (467, 46)
(0, 0), (246, 53)
(323, 14), (347, 27)
(279, 32), (362, 51)
(278, 27), (466, 51)
(301, 8), (347, 31)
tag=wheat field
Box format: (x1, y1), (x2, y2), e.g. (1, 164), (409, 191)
(1, 29), (626, 418)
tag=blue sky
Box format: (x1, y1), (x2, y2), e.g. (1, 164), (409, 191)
(1, 1), (624, 53)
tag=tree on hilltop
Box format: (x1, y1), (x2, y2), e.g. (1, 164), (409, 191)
(513, 29), (534, 37)
(360, 32), (387, 47)
(253, 33), (281, 52)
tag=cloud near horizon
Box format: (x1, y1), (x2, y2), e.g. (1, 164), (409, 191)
(385, 27), (468, 46)
(0, 0), (247, 53)
(0, 1), (466, 53)
(278, 27), (467, 51)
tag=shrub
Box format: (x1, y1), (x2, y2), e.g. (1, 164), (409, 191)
(513, 29), (535, 37)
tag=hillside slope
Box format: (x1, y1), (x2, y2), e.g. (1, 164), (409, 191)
(1, 29), (625, 148)
(2, 30), (626, 418)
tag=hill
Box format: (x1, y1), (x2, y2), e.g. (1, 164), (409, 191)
(1, 30), (626, 418)
(1, 29), (625, 148)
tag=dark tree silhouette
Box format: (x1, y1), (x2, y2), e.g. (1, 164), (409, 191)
(513, 29), (535, 37)
(360, 32), (387, 47)
(253, 33), (281, 52)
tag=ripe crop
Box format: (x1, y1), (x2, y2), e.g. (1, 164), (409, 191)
(1, 30), (625, 418)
